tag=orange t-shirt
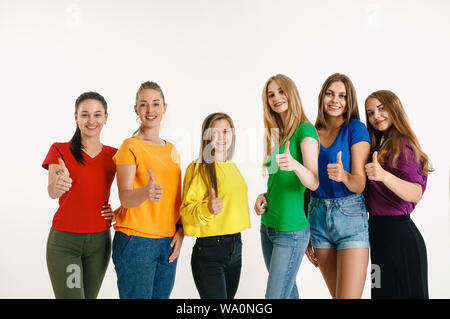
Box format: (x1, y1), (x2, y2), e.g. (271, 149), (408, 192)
(112, 136), (182, 239)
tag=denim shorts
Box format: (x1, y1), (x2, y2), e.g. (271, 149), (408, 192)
(308, 193), (369, 250)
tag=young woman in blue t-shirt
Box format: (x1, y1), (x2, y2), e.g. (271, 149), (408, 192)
(305, 73), (371, 299)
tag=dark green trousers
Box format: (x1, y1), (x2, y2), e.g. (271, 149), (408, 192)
(46, 228), (111, 299)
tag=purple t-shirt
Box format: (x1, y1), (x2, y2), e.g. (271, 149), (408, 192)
(366, 139), (427, 216)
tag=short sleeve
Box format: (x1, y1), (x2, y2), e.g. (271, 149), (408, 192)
(113, 138), (137, 166)
(296, 122), (319, 144)
(348, 119), (370, 147)
(395, 142), (427, 192)
(42, 143), (62, 170)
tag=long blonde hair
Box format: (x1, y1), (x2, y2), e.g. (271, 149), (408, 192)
(193, 112), (236, 194)
(133, 81), (166, 136)
(365, 90), (434, 175)
(262, 74), (311, 166)
(315, 73), (360, 130)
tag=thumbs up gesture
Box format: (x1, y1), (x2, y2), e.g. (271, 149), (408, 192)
(365, 151), (386, 182)
(146, 168), (163, 202)
(276, 140), (299, 172)
(327, 151), (347, 182)
(208, 187), (223, 215)
(53, 158), (73, 198)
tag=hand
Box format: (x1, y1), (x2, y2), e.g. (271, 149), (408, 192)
(305, 242), (319, 268)
(208, 188), (223, 215)
(276, 140), (299, 171)
(169, 226), (184, 263)
(54, 158), (73, 198)
(254, 193), (268, 215)
(101, 204), (116, 222)
(365, 152), (386, 182)
(327, 151), (347, 182)
(146, 168), (163, 201)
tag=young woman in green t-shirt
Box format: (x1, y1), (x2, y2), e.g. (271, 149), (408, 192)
(254, 74), (319, 298)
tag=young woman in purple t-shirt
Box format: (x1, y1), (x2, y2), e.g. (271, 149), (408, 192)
(364, 90), (434, 299)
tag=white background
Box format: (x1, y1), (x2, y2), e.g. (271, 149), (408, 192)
(0, 0), (449, 299)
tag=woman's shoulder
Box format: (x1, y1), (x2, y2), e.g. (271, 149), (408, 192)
(348, 118), (367, 130)
(398, 137), (416, 160)
(102, 144), (118, 156)
(297, 121), (315, 130)
(293, 121), (318, 140)
(49, 142), (71, 153)
(118, 136), (141, 149)
(347, 119), (370, 143)
(52, 141), (70, 148)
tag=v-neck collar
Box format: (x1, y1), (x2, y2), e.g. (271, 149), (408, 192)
(82, 144), (105, 161)
(320, 124), (345, 150)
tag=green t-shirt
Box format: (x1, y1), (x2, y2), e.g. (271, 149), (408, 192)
(262, 122), (318, 232)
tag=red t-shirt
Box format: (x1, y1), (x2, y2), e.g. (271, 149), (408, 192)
(42, 142), (117, 233)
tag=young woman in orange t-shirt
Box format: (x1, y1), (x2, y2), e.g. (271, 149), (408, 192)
(112, 81), (183, 299)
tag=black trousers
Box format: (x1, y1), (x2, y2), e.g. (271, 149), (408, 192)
(369, 214), (428, 299)
(191, 233), (242, 299)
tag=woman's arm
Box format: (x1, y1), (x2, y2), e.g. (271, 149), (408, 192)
(276, 137), (319, 191)
(254, 193), (268, 215)
(327, 141), (370, 194)
(365, 152), (423, 203)
(116, 165), (162, 208)
(180, 168), (217, 227)
(296, 137), (319, 191)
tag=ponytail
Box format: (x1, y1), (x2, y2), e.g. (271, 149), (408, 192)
(69, 126), (85, 165)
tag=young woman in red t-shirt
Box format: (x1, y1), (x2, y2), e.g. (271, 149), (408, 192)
(42, 92), (118, 299)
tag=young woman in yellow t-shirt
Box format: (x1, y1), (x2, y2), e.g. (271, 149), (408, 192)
(180, 112), (251, 299)
(112, 81), (184, 299)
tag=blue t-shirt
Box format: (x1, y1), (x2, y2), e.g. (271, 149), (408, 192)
(312, 119), (370, 199)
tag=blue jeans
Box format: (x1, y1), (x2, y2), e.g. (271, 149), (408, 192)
(260, 224), (310, 299)
(112, 231), (177, 299)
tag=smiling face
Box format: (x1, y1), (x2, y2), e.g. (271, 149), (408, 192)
(134, 88), (167, 129)
(366, 97), (393, 133)
(75, 99), (107, 138)
(323, 81), (347, 118)
(210, 119), (233, 159)
(266, 80), (289, 114)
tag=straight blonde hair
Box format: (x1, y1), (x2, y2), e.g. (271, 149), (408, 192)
(262, 74), (312, 167)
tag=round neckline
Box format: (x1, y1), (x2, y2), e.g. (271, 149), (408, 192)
(134, 136), (168, 147)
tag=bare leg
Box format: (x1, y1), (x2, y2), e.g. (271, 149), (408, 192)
(336, 248), (369, 299)
(314, 248), (337, 298)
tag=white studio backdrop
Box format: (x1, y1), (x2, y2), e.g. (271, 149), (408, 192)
(0, 0), (449, 299)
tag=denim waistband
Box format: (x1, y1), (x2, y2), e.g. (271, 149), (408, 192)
(260, 224), (280, 232)
(310, 193), (364, 207)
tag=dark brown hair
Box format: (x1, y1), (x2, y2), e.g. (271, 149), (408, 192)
(315, 73), (360, 130)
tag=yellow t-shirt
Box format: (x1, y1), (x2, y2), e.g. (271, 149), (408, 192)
(112, 136), (181, 239)
(180, 161), (251, 237)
